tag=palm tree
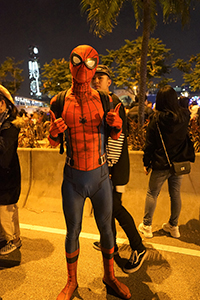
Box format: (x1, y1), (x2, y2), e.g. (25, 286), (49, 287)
(0, 57), (24, 96)
(81, 0), (197, 126)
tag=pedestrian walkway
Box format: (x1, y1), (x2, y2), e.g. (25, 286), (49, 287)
(0, 208), (200, 300)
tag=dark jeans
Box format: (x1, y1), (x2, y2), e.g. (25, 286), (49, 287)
(143, 169), (182, 226)
(112, 187), (145, 252)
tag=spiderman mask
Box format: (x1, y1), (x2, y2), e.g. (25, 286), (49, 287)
(70, 45), (99, 83)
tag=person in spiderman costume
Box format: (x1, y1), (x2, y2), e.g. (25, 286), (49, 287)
(48, 45), (131, 300)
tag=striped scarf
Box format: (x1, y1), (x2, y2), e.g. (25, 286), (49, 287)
(106, 132), (124, 167)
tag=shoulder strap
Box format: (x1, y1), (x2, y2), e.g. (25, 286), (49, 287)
(98, 90), (113, 112)
(156, 122), (171, 167)
(50, 90), (68, 154)
(50, 90), (67, 118)
(96, 91), (113, 159)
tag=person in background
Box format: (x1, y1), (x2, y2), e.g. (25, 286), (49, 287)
(127, 94), (140, 123)
(139, 85), (195, 239)
(127, 94), (152, 122)
(145, 100), (153, 120)
(189, 100), (199, 120)
(0, 85), (22, 255)
(179, 96), (190, 109)
(147, 101), (153, 109)
(91, 65), (147, 273)
(127, 95), (152, 136)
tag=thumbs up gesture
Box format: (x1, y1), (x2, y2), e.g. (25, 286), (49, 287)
(49, 110), (67, 137)
(106, 103), (122, 129)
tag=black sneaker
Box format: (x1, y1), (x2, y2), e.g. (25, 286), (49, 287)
(123, 249), (147, 273)
(93, 241), (101, 251)
(93, 241), (119, 255)
(0, 239), (22, 255)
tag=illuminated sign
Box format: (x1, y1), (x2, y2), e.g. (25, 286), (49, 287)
(15, 96), (48, 107)
(28, 60), (41, 97)
(28, 45), (42, 98)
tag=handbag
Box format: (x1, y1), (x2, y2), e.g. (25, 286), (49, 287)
(156, 123), (191, 176)
(171, 161), (191, 176)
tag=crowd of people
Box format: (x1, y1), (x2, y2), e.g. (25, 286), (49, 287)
(16, 109), (51, 148)
(0, 44), (197, 300)
(5, 95), (200, 152)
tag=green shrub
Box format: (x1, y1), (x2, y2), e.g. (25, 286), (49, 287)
(189, 120), (200, 152)
(127, 118), (200, 153)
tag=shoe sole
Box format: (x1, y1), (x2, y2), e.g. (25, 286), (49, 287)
(93, 245), (101, 251)
(123, 250), (148, 274)
(102, 279), (131, 299)
(0, 247), (18, 255)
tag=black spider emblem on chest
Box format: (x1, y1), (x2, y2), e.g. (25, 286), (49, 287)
(79, 116), (87, 124)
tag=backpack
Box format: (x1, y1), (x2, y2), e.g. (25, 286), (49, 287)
(50, 90), (113, 154)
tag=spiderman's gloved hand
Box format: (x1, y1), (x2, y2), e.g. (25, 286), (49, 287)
(106, 103), (122, 129)
(49, 110), (67, 137)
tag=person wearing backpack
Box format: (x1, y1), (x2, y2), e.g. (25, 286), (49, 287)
(91, 65), (147, 273)
(48, 45), (131, 300)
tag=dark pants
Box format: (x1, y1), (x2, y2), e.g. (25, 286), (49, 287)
(112, 187), (145, 252)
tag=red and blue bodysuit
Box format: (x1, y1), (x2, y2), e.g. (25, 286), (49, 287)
(48, 45), (131, 300)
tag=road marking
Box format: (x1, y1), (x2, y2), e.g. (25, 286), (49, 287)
(20, 223), (200, 258)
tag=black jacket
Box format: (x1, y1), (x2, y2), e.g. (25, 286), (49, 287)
(143, 110), (195, 170)
(0, 116), (21, 205)
(109, 93), (130, 186)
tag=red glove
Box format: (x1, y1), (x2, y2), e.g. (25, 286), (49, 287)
(106, 103), (122, 129)
(49, 110), (67, 137)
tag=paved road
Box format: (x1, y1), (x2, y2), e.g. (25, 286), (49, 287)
(0, 207), (200, 300)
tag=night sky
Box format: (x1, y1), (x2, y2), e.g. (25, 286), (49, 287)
(1, 0), (200, 97)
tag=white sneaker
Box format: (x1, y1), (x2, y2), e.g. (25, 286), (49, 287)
(162, 222), (180, 238)
(138, 223), (153, 238)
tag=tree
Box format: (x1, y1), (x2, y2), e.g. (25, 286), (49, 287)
(81, 0), (197, 126)
(41, 58), (72, 97)
(101, 37), (174, 94)
(173, 54), (200, 91)
(0, 57), (24, 96)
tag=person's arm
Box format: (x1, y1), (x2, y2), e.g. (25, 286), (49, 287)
(106, 102), (122, 140)
(48, 110), (67, 144)
(119, 102), (127, 135)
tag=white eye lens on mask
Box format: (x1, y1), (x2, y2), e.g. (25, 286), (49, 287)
(71, 53), (82, 66)
(72, 56), (82, 66)
(71, 53), (97, 70)
(85, 58), (97, 70)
